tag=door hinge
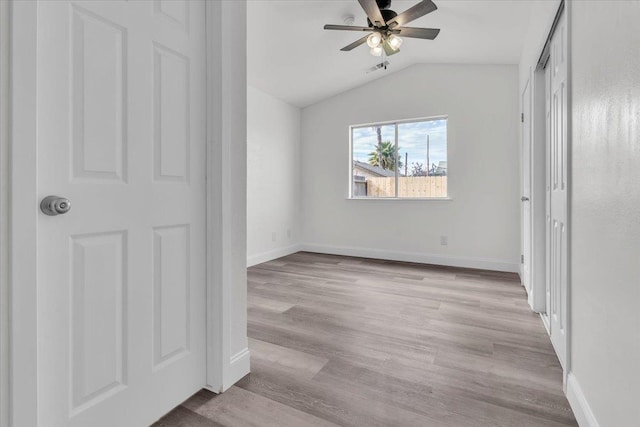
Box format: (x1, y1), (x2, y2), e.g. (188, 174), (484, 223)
(521, 113), (524, 123)
(521, 254), (525, 264)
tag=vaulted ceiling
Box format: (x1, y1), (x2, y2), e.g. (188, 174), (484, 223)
(248, 1), (533, 108)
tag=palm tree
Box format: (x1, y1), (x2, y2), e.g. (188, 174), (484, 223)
(368, 141), (403, 171)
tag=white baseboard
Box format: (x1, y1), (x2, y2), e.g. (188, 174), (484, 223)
(247, 244), (302, 267)
(300, 243), (519, 273)
(527, 291), (535, 311)
(222, 347), (250, 391)
(566, 372), (599, 427)
(539, 313), (550, 335)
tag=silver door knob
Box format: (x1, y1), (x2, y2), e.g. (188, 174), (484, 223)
(40, 196), (71, 216)
(521, 196), (530, 202)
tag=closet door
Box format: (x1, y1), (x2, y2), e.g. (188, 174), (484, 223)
(546, 8), (568, 367)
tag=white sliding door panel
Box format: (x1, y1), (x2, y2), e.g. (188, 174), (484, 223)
(36, 1), (206, 426)
(546, 9), (568, 367)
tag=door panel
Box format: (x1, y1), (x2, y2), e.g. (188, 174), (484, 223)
(36, 1), (206, 426)
(70, 231), (128, 415)
(71, 5), (127, 182)
(152, 225), (191, 369)
(547, 9), (567, 367)
(153, 44), (190, 182)
(155, 0), (189, 30)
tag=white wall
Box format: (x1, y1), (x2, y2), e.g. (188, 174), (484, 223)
(568, 1), (640, 425)
(247, 86), (301, 266)
(300, 64), (521, 272)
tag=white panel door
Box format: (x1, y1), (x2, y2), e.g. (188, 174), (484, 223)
(36, 1), (207, 426)
(521, 80), (532, 294)
(547, 8), (568, 367)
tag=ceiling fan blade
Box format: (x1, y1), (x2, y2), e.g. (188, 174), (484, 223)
(341, 35), (370, 51)
(324, 24), (373, 32)
(387, 0), (437, 28)
(383, 41), (400, 56)
(396, 27), (440, 40)
(357, 0), (386, 27)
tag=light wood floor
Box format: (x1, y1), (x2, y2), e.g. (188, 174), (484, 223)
(155, 252), (577, 427)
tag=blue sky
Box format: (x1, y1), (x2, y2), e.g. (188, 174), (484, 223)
(352, 119), (447, 174)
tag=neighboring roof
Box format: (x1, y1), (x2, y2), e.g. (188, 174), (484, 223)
(353, 161), (396, 178)
(435, 161), (447, 174)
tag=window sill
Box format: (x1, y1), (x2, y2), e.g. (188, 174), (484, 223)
(346, 197), (453, 201)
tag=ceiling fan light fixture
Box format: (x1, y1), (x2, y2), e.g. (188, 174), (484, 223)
(370, 46), (383, 57)
(387, 34), (403, 50)
(366, 32), (383, 48)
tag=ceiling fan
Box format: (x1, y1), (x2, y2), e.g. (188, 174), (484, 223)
(324, 0), (440, 57)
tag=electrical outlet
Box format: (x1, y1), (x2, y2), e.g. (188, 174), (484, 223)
(272, 231), (277, 242)
(440, 236), (448, 246)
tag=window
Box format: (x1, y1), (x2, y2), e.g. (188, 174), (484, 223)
(350, 117), (448, 199)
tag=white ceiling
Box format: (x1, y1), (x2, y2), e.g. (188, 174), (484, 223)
(247, 0), (533, 108)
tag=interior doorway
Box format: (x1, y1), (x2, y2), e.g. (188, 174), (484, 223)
(521, 80), (532, 295)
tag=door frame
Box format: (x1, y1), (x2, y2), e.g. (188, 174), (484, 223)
(520, 78), (532, 295)
(531, 66), (548, 316)
(1, 1), (11, 426)
(565, 0), (572, 389)
(0, 1), (248, 425)
(522, 65), (548, 317)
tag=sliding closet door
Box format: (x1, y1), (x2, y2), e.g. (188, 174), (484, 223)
(546, 8), (568, 367)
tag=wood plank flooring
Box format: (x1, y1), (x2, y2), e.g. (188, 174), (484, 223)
(154, 252), (577, 427)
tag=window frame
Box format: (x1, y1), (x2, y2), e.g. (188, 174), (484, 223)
(348, 115), (449, 200)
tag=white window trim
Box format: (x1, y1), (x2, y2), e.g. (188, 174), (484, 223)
(346, 197), (453, 201)
(349, 115), (449, 200)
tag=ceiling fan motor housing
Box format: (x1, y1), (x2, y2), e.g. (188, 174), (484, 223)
(367, 9), (397, 27)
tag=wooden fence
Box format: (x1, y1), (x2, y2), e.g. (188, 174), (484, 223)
(366, 176), (447, 198)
